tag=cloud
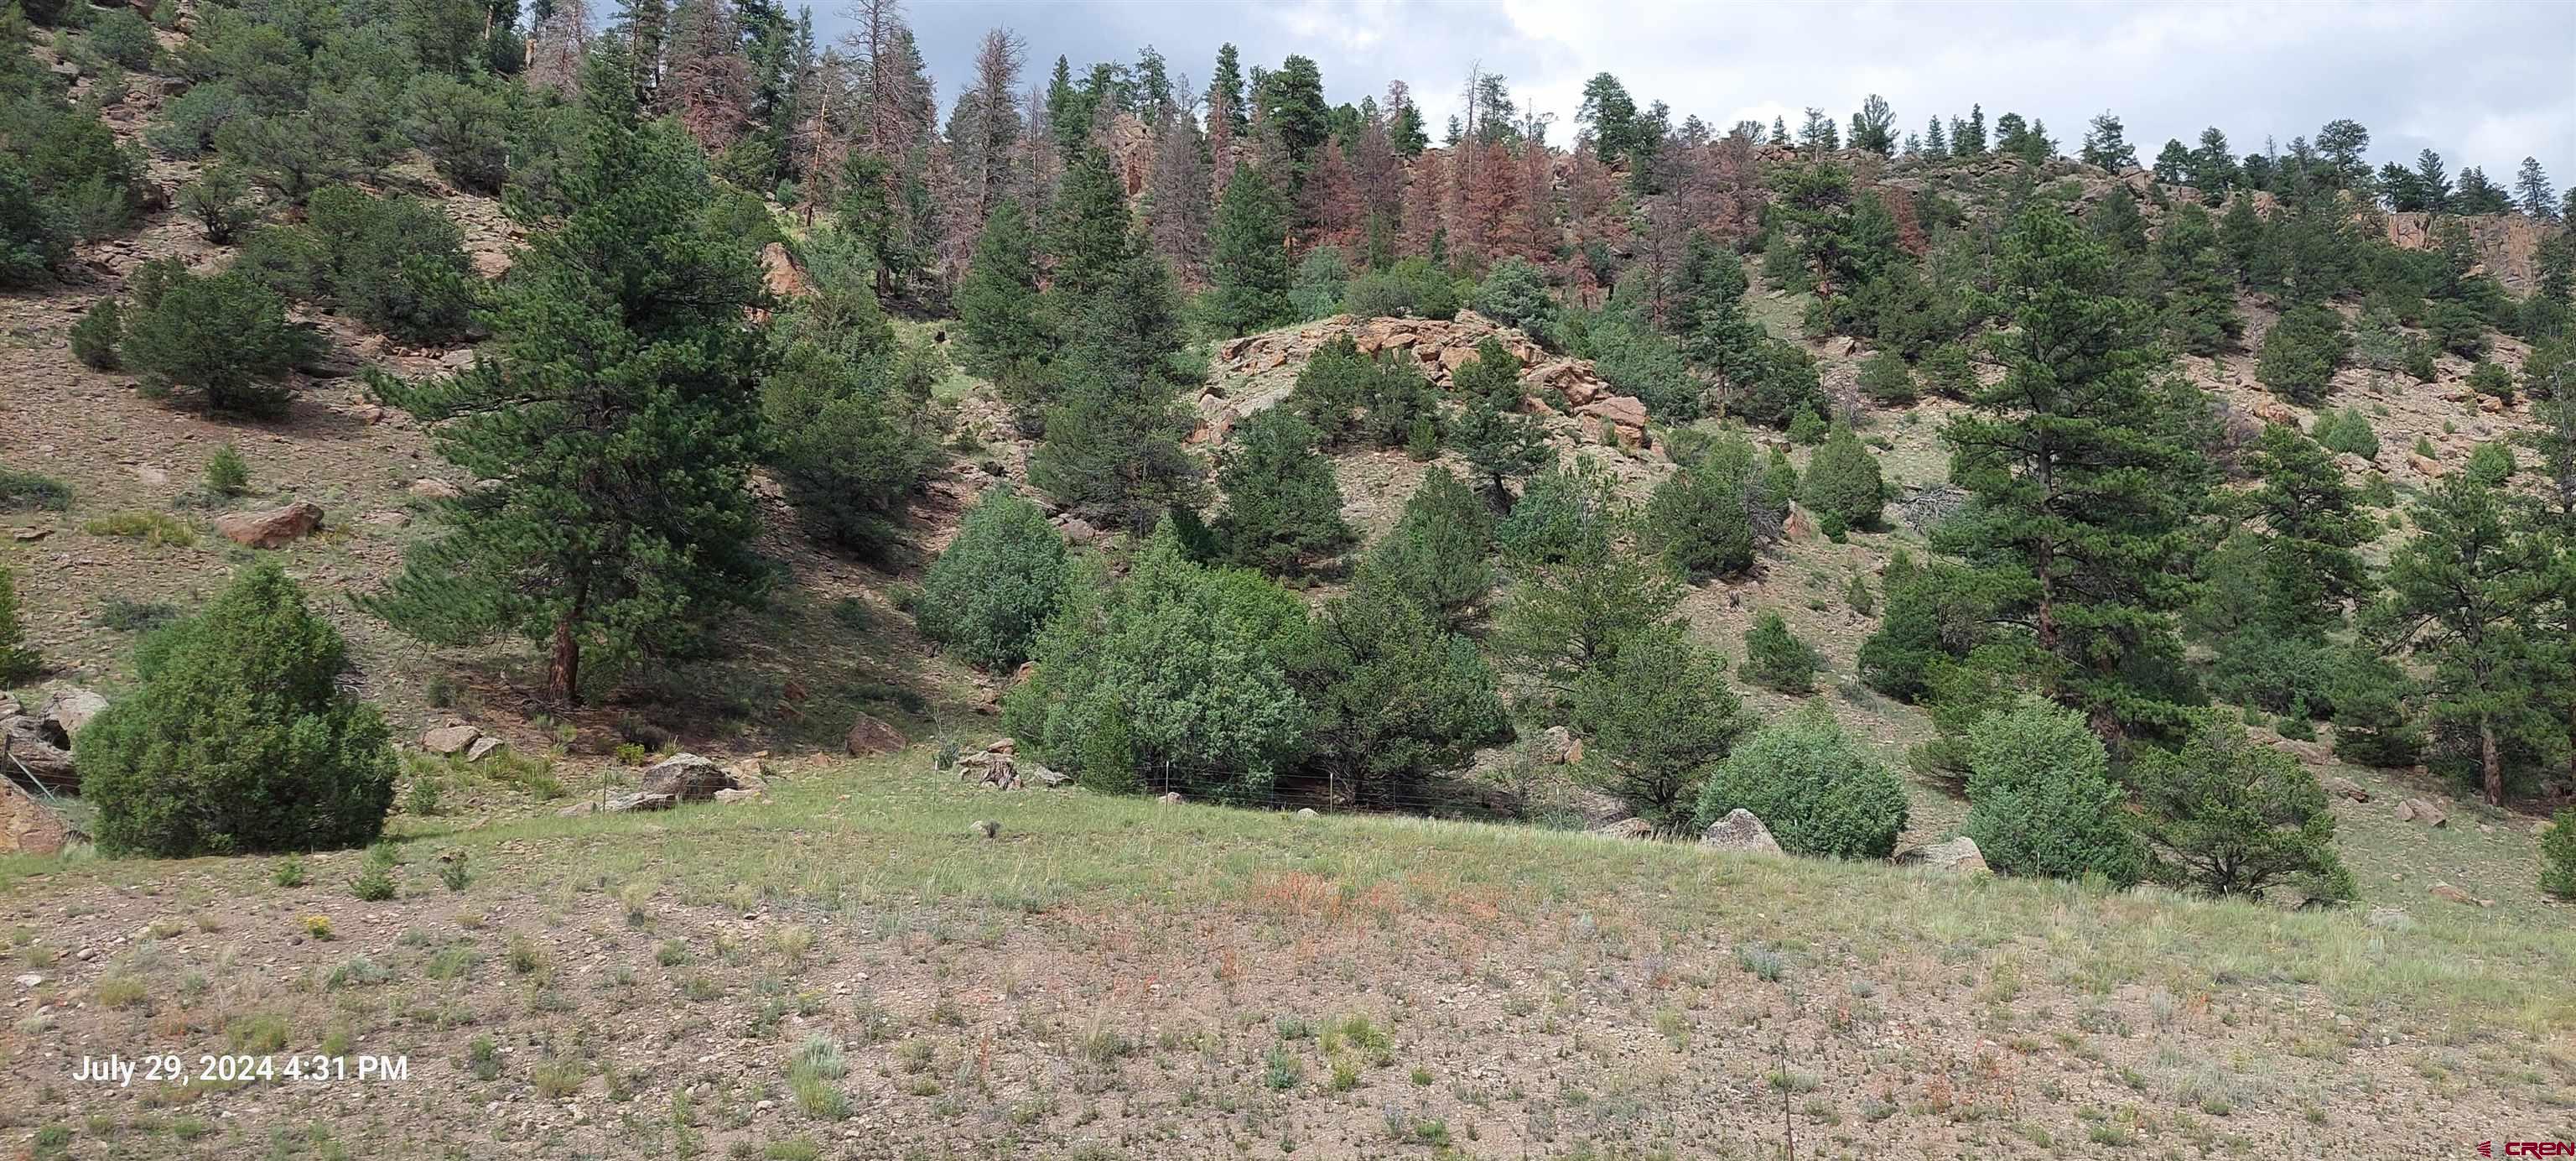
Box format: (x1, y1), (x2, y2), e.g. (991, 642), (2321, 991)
(862, 0), (2573, 180)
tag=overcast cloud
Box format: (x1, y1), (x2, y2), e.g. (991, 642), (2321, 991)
(860, 0), (2574, 187)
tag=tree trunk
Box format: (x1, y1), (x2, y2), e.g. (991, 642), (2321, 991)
(2480, 718), (2503, 806)
(548, 617), (581, 706)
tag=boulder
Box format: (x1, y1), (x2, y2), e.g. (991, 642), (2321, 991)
(215, 502), (325, 549)
(409, 477), (464, 500)
(1593, 817), (1654, 841)
(1, 778), (82, 855)
(1537, 725), (1581, 765)
(605, 791), (678, 814)
(0, 717), (78, 793)
(1156, 791), (1183, 805)
(464, 737), (506, 763)
(1296, 808), (1319, 819)
(969, 819), (1000, 840)
(38, 690), (107, 745)
(2394, 798), (2449, 827)
(420, 724), (480, 756)
(712, 786), (763, 804)
(844, 713), (905, 757)
(1898, 836), (1991, 875)
(2407, 452), (2446, 477)
(759, 242), (813, 300)
(639, 752), (735, 801)
(2321, 775), (2371, 803)
(1699, 809), (1784, 855)
(1574, 395), (1649, 430)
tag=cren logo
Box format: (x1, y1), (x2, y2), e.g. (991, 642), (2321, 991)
(2480, 1144), (2493, 1158)
(2495, 1143), (2576, 1157)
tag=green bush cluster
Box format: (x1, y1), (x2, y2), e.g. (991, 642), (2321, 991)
(1696, 706), (1909, 859)
(1961, 699), (2146, 886)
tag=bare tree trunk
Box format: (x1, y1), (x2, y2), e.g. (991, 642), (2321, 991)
(2480, 718), (2503, 806)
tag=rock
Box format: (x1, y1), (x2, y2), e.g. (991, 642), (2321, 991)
(1538, 725), (1582, 765)
(844, 713), (905, 757)
(639, 752), (736, 801)
(1898, 836), (1992, 875)
(38, 690), (106, 745)
(969, 819), (1000, 840)
(712, 787), (762, 804)
(361, 509), (411, 528)
(420, 724), (481, 756)
(1593, 817), (1654, 840)
(2322, 775), (2371, 803)
(464, 737), (506, 763)
(1574, 395), (1649, 430)
(760, 242), (813, 300)
(0, 717), (77, 793)
(216, 502), (325, 549)
(1295, 808), (1318, 819)
(2407, 452), (2446, 477)
(2427, 882), (2490, 907)
(1056, 516), (1101, 545)
(1, 778), (83, 855)
(0, 695), (16, 718)
(1157, 792), (1183, 805)
(409, 477), (464, 500)
(2395, 798), (2449, 827)
(1699, 809), (1783, 855)
(605, 792), (677, 814)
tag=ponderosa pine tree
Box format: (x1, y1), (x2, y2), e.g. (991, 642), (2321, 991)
(2370, 445), (2558, 804)
(1450, 337), (1550, 504)
(1215, 408), (1352, 574)
(2130, 711), (2355, 902)
(370, 50), (772, 705)
(1027, 230), (1207, 534)
(1353, 466), (1494, 632)
(1207, 162), (1294, 336)
(954, 198), (1050, 412)
(1939, 204), (2205, 744)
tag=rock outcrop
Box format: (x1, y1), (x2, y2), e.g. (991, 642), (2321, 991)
(638, 752), (737, 801)
(216, 502), (325, 549)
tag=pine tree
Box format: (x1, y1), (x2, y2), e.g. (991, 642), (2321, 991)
(2153, 202), (2241, 354)
(369, 55), (772, 705)
(2515, 157), (2556, 221)
(1939, 204), (2205, 743)
(2153, 138), (2191, 185)
(1143, 112), (1213, 283)
(2130, 711), (2355, 901)
(1207, 163), (1294, 336)
(1027, 232), (1206, 534)
(917, 488), (1067, 670)
(1047, 145), (1131, 301)
(2371, 445), (2557, 804)
(1572, 623), (1745, 825)
(1308, 578), (1509, 807)
(1857, 549), (1943, 700)
(1448, 337), (1549, 503)
(954, 198), (1050, 410)
(1354, 466), (1494, 632)
(2078, 111), (2136, 170)
(1215, 409), (1353, 574)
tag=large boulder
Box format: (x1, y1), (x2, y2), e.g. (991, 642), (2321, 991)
(1, 778), (82, 855)
(0, 716), (78, 794)
(2321, 775), (2371, 803)
(638, 752), (736, 801)
(1898, 836), (1992, 875)
(420, 724), (480, 756)
(1592, 817), (1654, 841)
(2395, 798), (2449, 827)
(215, 502), (325, 549)
(1699, 809), (1784, 856)
(37, 690), (107, 746)
(844, 713), (905, 757)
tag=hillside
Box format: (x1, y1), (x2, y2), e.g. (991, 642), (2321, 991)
(5, 3), (2576, 1157)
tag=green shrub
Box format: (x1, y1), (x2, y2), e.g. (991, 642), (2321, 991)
(1352, 467), (1493, 631)
(1497, 462), (1618, 565)
(403, 73), (512, 195)
(761, 340), (940, 552)
(2428, 300), (2487, 360)
(1857, 349), (1916, 404)
(300, 185), (477, 343)
(1738, 609), (1820, 694)
(84, 8), (157, 69)
(2309, 406), (2380, 459)
(2324, 644), (2421, 768)
(70, 297), (121, 369)
(2542, 810), (2576, 900)
(1343, 257), (1457, 320)
(1215, 409), (1352, 574)
(1, 157), (73, 287)
(1643, 436), (1761, 580)
(915, 489), (1067, 670)
(1961, 699), (2146, 885)
(1800, 424), (1883, 531)
(1696, 705), (1909, 859)
(0, 567), (39, 685)
(1288, 245), (1350, 321)
(176, 164), (256, 245)
(80, 562), (397, 856)
(1732, 342), (1826, 430)
(0, 467), (72, 512)
(1000, 522), (1311, 801)
(2256, 303), (2348, 405)
(1569, 623), (1746, 824)
(2130, 712), (2354, 903)
(1474, 257), (1558, 347)
(121, 265), (319, 416)
(202, 442), (251, 497)
(1919, 341), (1976, 398)
(2464, 360), (2515, 402)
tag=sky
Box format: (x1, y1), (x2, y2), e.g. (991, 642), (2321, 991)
(853, 0), (2575, 190)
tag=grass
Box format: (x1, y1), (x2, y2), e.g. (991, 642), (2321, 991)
(82, 510), (196, 547)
